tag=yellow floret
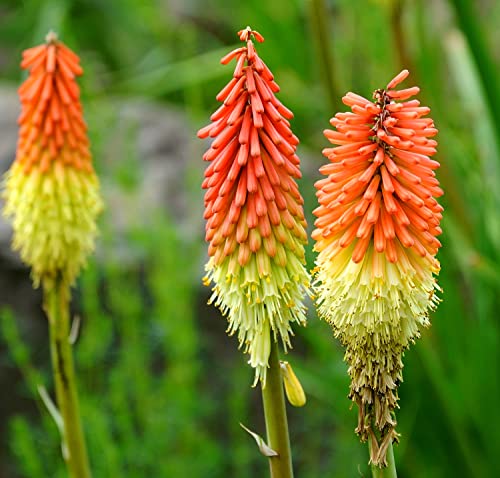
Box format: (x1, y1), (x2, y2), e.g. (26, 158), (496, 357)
(205, 250), (310, 385)
(3, 161), (103, 288)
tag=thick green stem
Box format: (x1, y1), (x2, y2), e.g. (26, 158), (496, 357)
(261, 341), (294, 478)
(369, 440), (397, 478)
(45, 276), (92, 478)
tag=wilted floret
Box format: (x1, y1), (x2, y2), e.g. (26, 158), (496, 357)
(313, 70), (443, 466)
(198, 27), (310, 384)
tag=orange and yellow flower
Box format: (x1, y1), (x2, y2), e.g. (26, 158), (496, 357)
(313, 70), (443, 465)
(3, 32), (102, 288)
(198, 27), (310, 384)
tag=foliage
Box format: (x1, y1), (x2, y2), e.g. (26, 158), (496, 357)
(0, 0), (499, 477)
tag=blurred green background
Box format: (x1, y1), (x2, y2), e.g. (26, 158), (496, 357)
(0, 0), (499, 477)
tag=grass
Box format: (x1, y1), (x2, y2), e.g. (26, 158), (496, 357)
(0, 0), (499, 476)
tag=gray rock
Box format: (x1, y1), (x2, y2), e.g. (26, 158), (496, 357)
(0, 86), (206, 268)
(0, 85), (22, 267)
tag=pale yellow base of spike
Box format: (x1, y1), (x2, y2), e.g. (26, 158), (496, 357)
(203, 250), (310, 385)
(314, 243), (440, 465)
(2, 161), (103, 288)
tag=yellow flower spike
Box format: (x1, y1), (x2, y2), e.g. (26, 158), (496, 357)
(2, 31), (102, 289)
(280, 361), (306, 407)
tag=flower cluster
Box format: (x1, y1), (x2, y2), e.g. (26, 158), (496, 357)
(198, 27), (310, 384)
(313, 70), (442, 465)
(3, 32), (102, 288)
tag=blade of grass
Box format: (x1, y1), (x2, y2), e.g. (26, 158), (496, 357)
(114, 45), (240, 96)
(448, 0), (500, 139)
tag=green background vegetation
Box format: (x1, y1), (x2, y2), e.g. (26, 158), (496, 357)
(0, 0), (499, 476)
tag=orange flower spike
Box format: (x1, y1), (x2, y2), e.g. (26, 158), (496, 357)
(199, 27), (310, 385)
(3, 32), (102, 288)
(16, 32), (90, 173)
(313, 70), (443, 467)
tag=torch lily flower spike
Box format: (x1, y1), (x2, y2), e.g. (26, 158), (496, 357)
(313, 70), (443, 466)
(2, 32), (99, 478)
(198, 27), (310, 385)
(3, 31), (102, 289)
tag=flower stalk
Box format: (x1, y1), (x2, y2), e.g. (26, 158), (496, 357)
(45, 275), (92, 478)
(308, 0), (341, 113)
(261, 341), (294, 478)
(2, 32), (101, 477)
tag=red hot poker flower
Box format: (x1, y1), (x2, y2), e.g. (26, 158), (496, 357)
(3, 31), (102, 288)
(198, 27), (310, 384)
(313, 70), (443, 466)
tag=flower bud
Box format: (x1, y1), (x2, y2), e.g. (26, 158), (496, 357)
(280, 361), (306, 407)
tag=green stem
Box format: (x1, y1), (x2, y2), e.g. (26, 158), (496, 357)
(390, 0), (415, 75)
(45, 276), (92, 478)
(261, 340), (294, 478)
(369, 440), (397, 478)
(308, 0), (341, 114)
